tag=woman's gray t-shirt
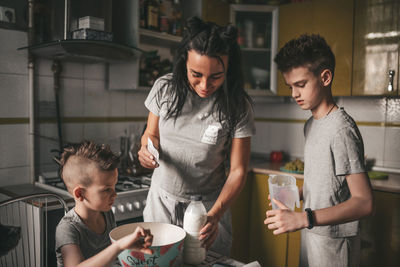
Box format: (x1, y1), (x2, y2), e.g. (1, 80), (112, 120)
(55, 208), (116, 267)
(303, 107), (366, 238)
(145, 74), (256, 198)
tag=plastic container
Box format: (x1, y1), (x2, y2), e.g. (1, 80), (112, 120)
(268, 174), (300, 211)
(183, 195), (207, 265)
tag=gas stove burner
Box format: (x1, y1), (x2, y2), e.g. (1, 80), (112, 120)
(115, 175), (151, 192)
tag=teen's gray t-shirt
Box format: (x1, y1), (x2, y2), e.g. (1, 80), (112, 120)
(55, 208), (117, 267)
(303, 107), (366, 238)
(145, 74), (256, 198)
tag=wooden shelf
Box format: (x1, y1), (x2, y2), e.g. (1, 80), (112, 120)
(18, 40), (144, 63)
(139, 28), (182, 47)
(241, 47), (271, 52)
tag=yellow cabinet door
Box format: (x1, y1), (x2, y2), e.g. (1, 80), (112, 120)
(352, 0), (399, 96)
(278, 0), (354, 97)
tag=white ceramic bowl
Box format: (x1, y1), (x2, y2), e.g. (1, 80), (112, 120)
(251, 67), (269, 85)
(109, 222), (186, 267)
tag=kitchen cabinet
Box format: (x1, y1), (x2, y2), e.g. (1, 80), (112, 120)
(352, 0), (400, 96)
(278, 0), (354, 96)
(360, 190), (400, 267)
(230, 4), (279, 96)
(231, 172), (304, 267)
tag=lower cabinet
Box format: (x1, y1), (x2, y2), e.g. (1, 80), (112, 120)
(359, 191), (400, 267)
(231, 172), (303, 267)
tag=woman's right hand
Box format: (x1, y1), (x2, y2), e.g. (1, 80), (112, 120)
(138, 143), (159, 169)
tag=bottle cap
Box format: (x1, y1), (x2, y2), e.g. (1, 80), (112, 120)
(190, 195), (202, 201)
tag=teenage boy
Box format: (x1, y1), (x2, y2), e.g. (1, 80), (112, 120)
(264, 34), (373, 267)
(55, 141), (153, 267)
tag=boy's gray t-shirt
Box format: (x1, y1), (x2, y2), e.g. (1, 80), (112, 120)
(303, 107), (366, 238)
(55, 208), (117, 267)
(145, 74), (256, 198)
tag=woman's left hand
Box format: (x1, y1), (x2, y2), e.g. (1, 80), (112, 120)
(199, 214), (219, 249)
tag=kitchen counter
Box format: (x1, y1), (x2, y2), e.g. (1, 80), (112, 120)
(249, 155), (400, 194)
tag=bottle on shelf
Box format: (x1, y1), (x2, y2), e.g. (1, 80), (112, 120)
(139, 0), (147, 28)
(147, 0), (160, 31)
(171, 0), (182, 36)
(183, 195), (207, 265)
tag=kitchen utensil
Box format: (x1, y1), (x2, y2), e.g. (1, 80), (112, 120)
(109, 222), (186, 267)
(268, 174), (300, 211)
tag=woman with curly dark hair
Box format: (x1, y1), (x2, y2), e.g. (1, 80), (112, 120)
(138, 17), (255, 256)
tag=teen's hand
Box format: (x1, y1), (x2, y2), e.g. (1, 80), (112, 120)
(116, 226), (153, 254)
(199, 214), (219, 249)
(138, 145), (159, 169)
(264, 198), (306, 235)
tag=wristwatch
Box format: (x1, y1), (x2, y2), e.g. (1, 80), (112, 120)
(305, 208), (314, 229)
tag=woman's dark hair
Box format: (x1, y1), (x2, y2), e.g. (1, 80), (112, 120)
(158, 16), (252, 135)
(274, 34), (335, 78)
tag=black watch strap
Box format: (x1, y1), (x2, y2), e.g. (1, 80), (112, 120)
(305, 208), (314, 229)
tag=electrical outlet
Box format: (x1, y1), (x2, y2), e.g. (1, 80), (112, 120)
(0, 6), (16, 24)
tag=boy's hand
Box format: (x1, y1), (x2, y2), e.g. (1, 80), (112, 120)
(264, 199), (306, 235)
(116, 226), (153, 254)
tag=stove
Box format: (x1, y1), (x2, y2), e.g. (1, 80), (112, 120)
(36, 172), (151, 223)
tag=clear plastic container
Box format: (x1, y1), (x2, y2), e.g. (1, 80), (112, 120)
(268, 174), (300, 211)
(183, 195), (207, 265)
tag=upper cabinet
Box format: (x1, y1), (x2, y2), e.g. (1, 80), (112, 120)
(352, 0), (399, 96)
(278, 0), (354, 96)
(230, 4), (279, 96)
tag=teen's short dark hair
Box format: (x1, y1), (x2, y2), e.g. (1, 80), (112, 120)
(59, 141), (120, 180)
(274, 34), (335, 78)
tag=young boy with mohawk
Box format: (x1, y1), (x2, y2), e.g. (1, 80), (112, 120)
(56, 141), (153, 267)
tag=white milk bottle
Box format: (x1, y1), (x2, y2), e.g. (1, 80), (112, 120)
(183, 195), (207, 264)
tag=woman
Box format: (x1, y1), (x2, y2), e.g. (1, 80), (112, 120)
(138, 17), (255, 256)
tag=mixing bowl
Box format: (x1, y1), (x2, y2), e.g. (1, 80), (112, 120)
(109, 222), (186, 267)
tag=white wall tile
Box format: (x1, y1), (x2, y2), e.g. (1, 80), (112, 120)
(268, 122), (305, 159)
(0, 29), (27, 75)
(0, 166), (30, 187)
(35, 59), (53, 77)
(339, 97), (386, 122)
(358, 126), (385, 166)
(36, 75), (54, 102)
(63, 123), (84, 143)
(109, 91), (127, 117)
(60, 78), (84, 116)
(84, 63), (107, 80)
(83, 79), (109, 116)
(0, 73), (28, 117)
(0, 125), (29, 168)
(383, 127), (400, 168)
(83, 123), (109, 144)
(386, 98), (400, 123)
(61, 62), (84, 79)
(125, 91), (149, 117)
(251, 122), (270, 154)
(254, 100), (309, 120)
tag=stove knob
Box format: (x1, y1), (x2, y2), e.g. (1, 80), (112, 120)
(111, 206), (116, 214)
(126, 203), (133, 211)
(133, 201), (141, 210)
(118, 204), (125, 213)
(142, 199), (147, 207)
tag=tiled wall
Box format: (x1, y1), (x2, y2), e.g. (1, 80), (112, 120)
(251, 96), (400, 169)
(1, 28), (399, 187)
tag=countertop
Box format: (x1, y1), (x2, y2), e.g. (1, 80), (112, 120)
(249, 155), (400, 194)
